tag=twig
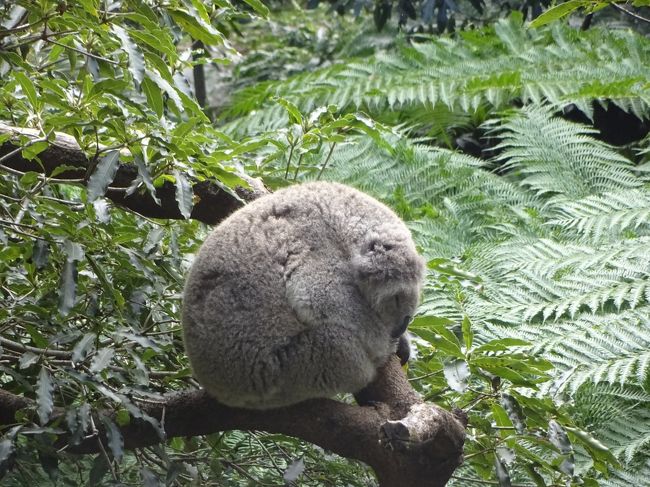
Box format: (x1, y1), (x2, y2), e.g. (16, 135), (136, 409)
(611, 3), (650, 23)
(46, 38), (121, 65)
(316, 142), (337, 180)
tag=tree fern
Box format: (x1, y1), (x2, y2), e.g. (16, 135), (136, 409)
(223, 16), (650, 137)
(309, 104), (650, 480)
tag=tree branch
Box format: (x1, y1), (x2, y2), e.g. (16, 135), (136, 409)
(0, 122), (268, 225)
(0, 357), (465, 486)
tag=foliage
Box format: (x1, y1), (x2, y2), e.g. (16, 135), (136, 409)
(223, 14), (650, 141)
(529, 0), (650, 28)
(1, 1), (650, 487)
(294, 105), (649, 485)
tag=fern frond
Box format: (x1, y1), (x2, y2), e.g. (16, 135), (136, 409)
(547, 190), (650, 240)
(495, 106), (640, 200)
(223, 18), (650, 137)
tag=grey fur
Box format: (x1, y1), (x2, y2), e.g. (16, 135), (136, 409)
(182, 182), (425, 409)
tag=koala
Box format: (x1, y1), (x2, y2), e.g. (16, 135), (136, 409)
(182, 181), (425, 409)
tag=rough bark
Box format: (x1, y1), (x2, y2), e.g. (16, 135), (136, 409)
(0, 357), (465, 487)
(0, 122), (267, 225)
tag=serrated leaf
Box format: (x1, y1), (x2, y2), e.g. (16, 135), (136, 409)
(19, 351), (39, 369)
(72, 333), (96, 363)
(78, 0), (98, 17)
(58, 259), (77, 316)
(111, 25), (145, 84)
(101, 416), (124, 462)
(173, 170), (193, 219)
(36, 367), (54, 425)
(135, 156), (161, 204)
(168, 8), (224, 45)
(475, 338), (531, 353)
(87, 151), (120, 202)
(90, 347), (114, 373)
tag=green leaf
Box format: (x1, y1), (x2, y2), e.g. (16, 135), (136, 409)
(77, 0), (98, 17)
(474, 338), (531, 353)
(36, 367), (54, 425)
(275, 97), (303, 125)
(87, 151), (120, 202)
(173, 170), (193, 219)
(72, 333), (96, 363)
(21, 140), (49, 160)
(145, 69), (183, 113)
(89, 348), (114, 374)
(241, 0), (270, 17)
(14, 71), (40, 110)
(101, 416), (124, 462)
(111, 25), (145, 84)
(462, 315), (473, 350)
(529, 0), (587, 28)
(135, 156), (161, 204)
(141, 77), (164, 119)
(58, 259), (77, 316)
(168, 8), (224, 45)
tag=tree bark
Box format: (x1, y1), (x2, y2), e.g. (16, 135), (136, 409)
(0, 122), (267, 225)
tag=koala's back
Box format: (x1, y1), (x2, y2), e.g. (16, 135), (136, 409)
(182, 182), (420, 409)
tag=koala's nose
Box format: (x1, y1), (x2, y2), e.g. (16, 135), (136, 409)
(391, 315), (412, 338)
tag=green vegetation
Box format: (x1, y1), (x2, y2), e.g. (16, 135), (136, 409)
(1, 1), (649, 486)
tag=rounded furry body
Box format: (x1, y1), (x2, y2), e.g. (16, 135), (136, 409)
(182, 182), (425, 409)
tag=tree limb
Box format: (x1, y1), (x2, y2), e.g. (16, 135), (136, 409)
(0, 357), (465, 486)
(0, 122), (268, 225)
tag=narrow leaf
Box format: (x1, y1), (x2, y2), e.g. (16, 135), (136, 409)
(36, 367), (54, 425)
(90, 347), (114, 373)
(241, 0), (270, 17)
(461, 315), (473, 350)
(111, 25), (145, 83)
(72, 333), (96, 363)
(529, 0), (586, 27)
(173, 170), (193, 219)
(14, 71), (40, 109)
(87, 151), (120, 202)
(101, 416), (124, 462)
(141, 76), (164, 119)
(58, 259), (77, 316)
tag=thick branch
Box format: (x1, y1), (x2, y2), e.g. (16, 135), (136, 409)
(0, 358), (465, 487)
(0, 122), (267, 225)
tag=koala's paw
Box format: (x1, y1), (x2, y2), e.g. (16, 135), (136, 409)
(396, 333), (411, 365)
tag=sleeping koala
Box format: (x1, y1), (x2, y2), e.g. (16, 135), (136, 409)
(182, 181), (425, 409)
